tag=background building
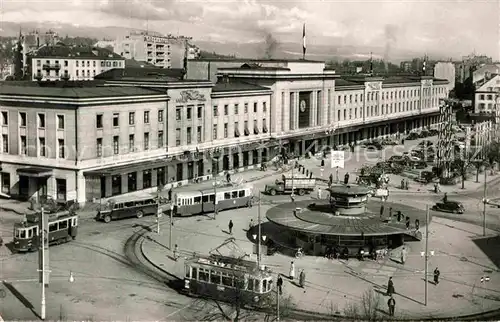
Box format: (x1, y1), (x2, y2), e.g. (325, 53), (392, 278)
(433, 62), (456, 91)
(112, 31), (199, 69)
(29, 45), (125, 81)
(474, 74), (500, 114)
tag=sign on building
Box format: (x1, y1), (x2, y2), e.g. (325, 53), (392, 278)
(331, 151), (345, 168)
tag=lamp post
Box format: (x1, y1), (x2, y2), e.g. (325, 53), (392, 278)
(37, 207), (51, 320)
(257, 190), (262, 267)
(420, 205), (435, 306)
(213, 150), (221, 219)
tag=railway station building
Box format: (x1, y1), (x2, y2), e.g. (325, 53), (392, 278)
(0, 59), (449, 205)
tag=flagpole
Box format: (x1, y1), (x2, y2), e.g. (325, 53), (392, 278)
(302, 23), (306, 60)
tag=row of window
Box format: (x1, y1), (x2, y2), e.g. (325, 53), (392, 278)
(336, 87), (445, 105)
(0, 111), (65, 129)
(478, 94), (498, 100)
(97, 132), (164, 156)
(0, 134), (66, 158)
(96, 110), (164, 128)
(212, 102), (267, 117)
(0, 173), (66, 199)
(36, 59), (122, 68)
(336, 100), (433, 121)
(175, 126), (203, 146)
(477, 103), (496, 110)
(211, 119), (268, 140)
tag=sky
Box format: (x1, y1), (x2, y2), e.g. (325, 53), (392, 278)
(0, 0), (498, 59)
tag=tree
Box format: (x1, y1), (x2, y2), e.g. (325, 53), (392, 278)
(343, 289), (384, 321)
(13, 39), (23, 80)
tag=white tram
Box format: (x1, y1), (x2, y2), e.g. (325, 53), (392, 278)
(173, 184), (254, 216)
(183, 254), (275, 307)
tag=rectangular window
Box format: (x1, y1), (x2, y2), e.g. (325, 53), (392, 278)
(176, 107), (181, 120)
(144, 132), (149, 150)
(144, 111), (150, 124)
(1, 172), (10, 194)
(197, 105), (203, 118)
(187, 106), (193, 120)
(113, 113), (119, 127)
(224, 123), (228, 138)
(2, 134), (8, 153)
(56, 178), (66, 201)
(19, 112), (27, 127)
(58, 139), (65, 158)
(176, 128), (181, 146)
(96, 138), (103, 157)
(234, 104), (239, 115)
(254, 120), (259, 134)
(129, 134), (134, 151)
(234, 122), (240, 137)
(224, 105), (228, 115)
(213, 124), (218, 139)
(57, 115), (64, 129)
(158, 131), (164, 148)
(20, 135), (27, 155)
(39, 138), (46, 157)
(197, 126), (202, 142)
(113, 136), (119, 154)
(213, 105), (218, 116)
(158, 110), (164, 123)
(129, 112), (135, 125)
(96, 114), (103, 128)
(244, 120), (249, 136)
(186, 127), (192, 144)
(253, 102), (257, 113)
(1, 111), (8, 125)
(244, 103), (248, 113)
(263, 102), (267, 112)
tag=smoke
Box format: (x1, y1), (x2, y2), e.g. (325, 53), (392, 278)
(264, 33), (278, 59)
(384, 24), (398, 71)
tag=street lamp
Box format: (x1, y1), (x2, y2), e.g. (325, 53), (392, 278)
(421, 205), (435, 306)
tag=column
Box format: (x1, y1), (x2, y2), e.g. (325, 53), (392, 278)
(257, 149), (262, 164)
(152, 169), (158, 187)
(289, 92), (295, 131)
(121, 174), (128, 194)
(311, 91), (317, 127)
(75, 170), (85, 204)
(137, 170), (144, 190)
(317, 90), (323, 126)
(238, 151), (243, 168)
(295, 92), (300, 129)
(105, 176), (112, 198)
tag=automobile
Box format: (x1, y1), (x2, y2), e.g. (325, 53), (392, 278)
(432, 201), (465, 214)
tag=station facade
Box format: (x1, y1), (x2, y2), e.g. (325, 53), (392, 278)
(0, 59), (449, 204)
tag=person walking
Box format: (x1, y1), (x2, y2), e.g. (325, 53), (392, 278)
(380, 204), (385, 218)
(228, 220), (233, 235)
(434, 267), (440, 285)
(329, 173), (334, 186)
(387, 277), (395, 296)
(317, 187), (322, 199)
(299, 269), (306, 288)
(443, 192), (448, 203)
(173, 244), (179, 261)
(249, 219), (254, 231)
(226, 172), (231, 183)
(387, 295), (396, 316)
(415, 219), (420, 231)
(168, 188), (173, 201)
(400, 246), (407, 265)
(344, 172), (350, 185)
(277, 275), (283, 295)
(321, 159), (325, 167)
(289, 261), (296, 280)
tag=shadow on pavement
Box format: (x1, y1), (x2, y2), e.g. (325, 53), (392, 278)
(132, 223), (152, 232)
(2, 281), (40, 319)
(4, 242), (17, 255)
(471, 235), (500, 271)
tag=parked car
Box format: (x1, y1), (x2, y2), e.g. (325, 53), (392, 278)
(432, 201), (465, 214)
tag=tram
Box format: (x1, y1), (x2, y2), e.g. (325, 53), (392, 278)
(183, 254), (275, 308)
(173, 184), (253, 216)
(13, 211), (78, 252)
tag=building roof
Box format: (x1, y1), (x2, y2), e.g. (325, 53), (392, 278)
(335, 79), (363, 87)
(192, 57), (324, 63)
(0, 81), (164, 98)
(31, 44), (124, 60)
(125, 59), (157, 68)
(239, 63), (290, 71)
(94, 67), (185, 81)
(212, 80), (270, 93)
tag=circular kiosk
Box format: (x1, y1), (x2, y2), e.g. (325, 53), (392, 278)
(265, 184), (429, 258)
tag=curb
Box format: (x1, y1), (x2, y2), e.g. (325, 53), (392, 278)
(136, 231), (500, 321)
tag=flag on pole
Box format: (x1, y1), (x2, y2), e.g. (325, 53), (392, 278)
(302, 23), (306, 59)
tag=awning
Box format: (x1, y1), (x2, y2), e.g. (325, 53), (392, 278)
(84, 158), (167, 176)
(244, 127), (250, 136)
(17, 167), (53, 178)
(235, 127), (241, 137)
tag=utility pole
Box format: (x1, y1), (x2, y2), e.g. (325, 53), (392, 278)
(257, 190), (262, 267)
(276, 280), (280, 322)
(156, 190), (161, 234)
(482, 169), (487, 236)
(169, 202), (174, 250)
(37, 208), (50, 320)
(424, 205), (430, 306)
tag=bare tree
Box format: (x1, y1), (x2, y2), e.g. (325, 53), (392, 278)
(343, 289), (384, 321)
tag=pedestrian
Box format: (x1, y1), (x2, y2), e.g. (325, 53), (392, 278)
(289, 261), (296, 280)
(405, 179), (409, 190)
(329, 173), (333, 186)
(389, 207), (393, 218)
(401, 246), (407, 264)
(380, 204), (385, 218)
(168, 188), (172, 201)
(321, 159), (325, 167)
(400, 178), (405, 189)
(173, 244), (179, 261)
(397, 211), (403, 222)
(443, 192), (448, 203)
(387, 277), (395, 296)
(434, 267), (440, 285)
(309, 172), (313, 178)
(405, 216), (410, 229)
(387, 295), (396, 316)
(299, 269), (306, 288)
(226, 172), (231, 183)
(415, 219), (420, 231)
(317, 187), (322, 199)
(249, 219), (254, 231)
(228, 220), (233, 235)
(277, 275), (283, 295)
(344, 172), (350, 185)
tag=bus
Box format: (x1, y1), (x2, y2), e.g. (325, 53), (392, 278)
(95, 195), (168, 223)
(173, 184), (253, 216)
(183, 254), (274, 308)
(13, 212), (78, 252)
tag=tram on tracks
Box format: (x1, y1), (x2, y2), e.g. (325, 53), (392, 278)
(13, 211), (78, 252)
(183, 254), (275, 308)
(173, 184), (253, 216)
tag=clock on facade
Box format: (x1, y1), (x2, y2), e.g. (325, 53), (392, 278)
(299, 100), (306, 112)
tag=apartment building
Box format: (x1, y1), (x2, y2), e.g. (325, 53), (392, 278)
(0, 59), (449, 205)
(30, 45), (125, 81)
(474, 74), (500, 114)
